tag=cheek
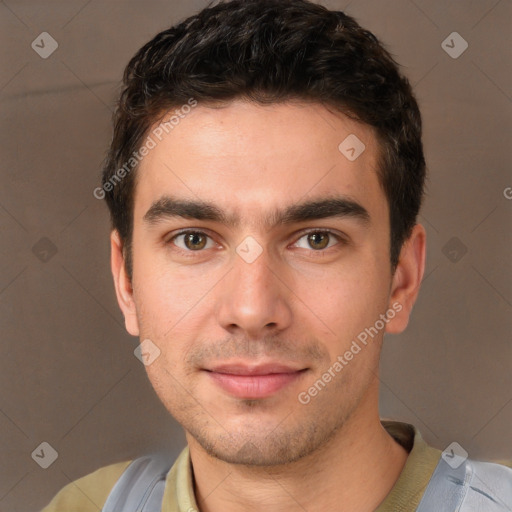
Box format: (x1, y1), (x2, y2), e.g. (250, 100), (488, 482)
(132, 246), (215, 333)
(292, 256), (388, 342)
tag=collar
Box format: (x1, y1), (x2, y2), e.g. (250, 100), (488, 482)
(162, 420), (441, 512)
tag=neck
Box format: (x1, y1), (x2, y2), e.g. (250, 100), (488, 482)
(187, 388), (409, 512)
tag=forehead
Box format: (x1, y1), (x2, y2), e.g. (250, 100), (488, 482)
(133, 100), (385, 224)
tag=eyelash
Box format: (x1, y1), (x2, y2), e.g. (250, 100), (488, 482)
(166, 228), (346, 257)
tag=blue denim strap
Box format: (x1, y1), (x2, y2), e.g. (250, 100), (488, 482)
(102, 453), (172, 512)
(416, 457), (512, 511)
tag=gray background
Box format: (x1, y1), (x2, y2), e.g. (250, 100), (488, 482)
(0, 0), (510, 510)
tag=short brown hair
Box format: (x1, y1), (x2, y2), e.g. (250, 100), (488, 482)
(101, 0), (426, 278)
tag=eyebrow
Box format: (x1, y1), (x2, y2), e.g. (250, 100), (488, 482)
(143, 195), (371, 228)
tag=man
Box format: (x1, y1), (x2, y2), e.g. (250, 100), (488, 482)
(43, 0), (511, 510)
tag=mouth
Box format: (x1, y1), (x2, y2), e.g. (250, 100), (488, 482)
(203, 362), (309, 399)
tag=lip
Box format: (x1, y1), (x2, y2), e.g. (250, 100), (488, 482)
(208, 362), (304, 375)
(204, 362), (307, 399)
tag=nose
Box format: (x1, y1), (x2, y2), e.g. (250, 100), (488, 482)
(215, 246), (293, 339)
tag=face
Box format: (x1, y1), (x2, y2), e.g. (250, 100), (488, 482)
(112, 100), (424, 466)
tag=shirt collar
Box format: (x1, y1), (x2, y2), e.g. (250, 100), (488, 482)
(162, 420), (441, 512)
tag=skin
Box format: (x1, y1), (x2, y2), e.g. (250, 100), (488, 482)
(111, 99), (426, 511)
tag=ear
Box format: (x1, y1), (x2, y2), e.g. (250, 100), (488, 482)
(110, 230), (140, 336)
(385, 224), (426, 334)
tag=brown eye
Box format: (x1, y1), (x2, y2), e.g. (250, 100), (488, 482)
(307, 232), (330, 250)
(293, 230), (341, 251)
(172, 231), (214, 251)
(184, 232), (207, 250)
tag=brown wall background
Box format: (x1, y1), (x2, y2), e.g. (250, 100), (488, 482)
(0, 0), (510, 510)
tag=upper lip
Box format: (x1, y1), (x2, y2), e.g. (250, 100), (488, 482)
(206, 362), (306, 376)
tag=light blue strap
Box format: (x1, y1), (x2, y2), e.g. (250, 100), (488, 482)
(416, 457), (469, 511)
(102, 453), (172, 512)
(417, 457), (512, 511)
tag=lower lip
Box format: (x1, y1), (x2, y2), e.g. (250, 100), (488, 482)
(207, 371), (305, 399)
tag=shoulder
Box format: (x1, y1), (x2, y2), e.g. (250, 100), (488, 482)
(448, 459), (512, 510)
(468, 458), (512, 491)
(418, 458), (512, 511)
(41, 459), (132, 512)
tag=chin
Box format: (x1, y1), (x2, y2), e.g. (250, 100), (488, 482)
(188, 417), (339, 467)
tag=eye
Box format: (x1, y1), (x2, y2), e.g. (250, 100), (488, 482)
(293, 230), (342, 251)
(171, 230), (215, 251)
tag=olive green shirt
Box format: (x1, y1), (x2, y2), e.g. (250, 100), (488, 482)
(42, 421), (442, 511)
